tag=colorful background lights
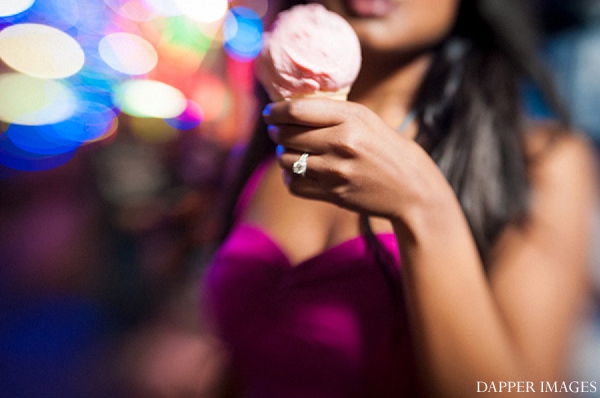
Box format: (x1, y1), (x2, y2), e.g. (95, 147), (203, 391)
(0, 2), (273, 392)
(0, 0), (268, 172)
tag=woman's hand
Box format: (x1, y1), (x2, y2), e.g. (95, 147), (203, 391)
(264, 98), (598, 398)
(263, 98), (448, 223)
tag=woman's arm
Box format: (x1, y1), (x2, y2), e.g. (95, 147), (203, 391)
(265, 98), (598, 397)
(394, 132), (597, 397)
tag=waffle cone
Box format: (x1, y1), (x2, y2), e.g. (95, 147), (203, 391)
(295, 87), (349, 101)
(274, 87), (350, 102)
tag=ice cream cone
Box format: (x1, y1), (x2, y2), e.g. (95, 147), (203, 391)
(255, 4), (361, 103)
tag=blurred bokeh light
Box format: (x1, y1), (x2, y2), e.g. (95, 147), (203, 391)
(0, 0), (36, 18)
(0, 23), (85, 78)
(0, 0), (267, 172)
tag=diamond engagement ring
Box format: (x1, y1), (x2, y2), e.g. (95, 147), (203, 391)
(292, 153), (309, 177)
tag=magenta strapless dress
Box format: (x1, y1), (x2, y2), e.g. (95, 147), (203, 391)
(201, 161), (423, 398)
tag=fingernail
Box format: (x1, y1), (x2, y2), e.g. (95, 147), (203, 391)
(276, 144), (285, 158)
(262, 103), (272, 117)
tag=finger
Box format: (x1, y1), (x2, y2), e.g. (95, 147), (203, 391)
(263, 98), (353, 127)
(279, 154), (352, 210)
(279, 150), (317, 179)
(282, 169), (330, 202)
(268, 124), (332, 154)
(278, 150), (341, 183)
(268, 124), (312, 144)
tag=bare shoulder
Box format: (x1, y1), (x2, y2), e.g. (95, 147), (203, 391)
(495, 122), (599, 265)
(491, 123), (598, 275)
(527, 121), (599, 222)
(526, 122), (598, 188)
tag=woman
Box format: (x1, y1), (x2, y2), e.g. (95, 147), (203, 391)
(200, 0), (598, 396)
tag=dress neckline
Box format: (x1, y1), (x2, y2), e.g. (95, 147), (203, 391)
(234, 222), (398, 270)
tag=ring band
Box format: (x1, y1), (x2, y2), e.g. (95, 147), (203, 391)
(292, 153), (309, 177)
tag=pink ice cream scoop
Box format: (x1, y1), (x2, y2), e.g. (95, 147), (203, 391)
(255, 3), (362, 101)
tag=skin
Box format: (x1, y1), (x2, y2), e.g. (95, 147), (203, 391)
(241, 0), (599, 396)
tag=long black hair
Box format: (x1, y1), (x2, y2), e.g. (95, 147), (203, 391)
(414, 0), (568, 262)
(215, 0), (568, 269)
